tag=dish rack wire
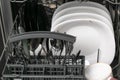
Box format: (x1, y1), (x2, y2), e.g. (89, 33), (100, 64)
(105, 0), (120, 79)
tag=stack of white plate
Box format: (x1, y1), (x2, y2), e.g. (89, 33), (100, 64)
(51, 1), (115, 65)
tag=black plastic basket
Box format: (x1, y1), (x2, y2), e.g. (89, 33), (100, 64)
(2, 56), (85, 80)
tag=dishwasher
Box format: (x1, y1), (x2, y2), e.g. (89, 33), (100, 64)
(0, 0), (120, 80)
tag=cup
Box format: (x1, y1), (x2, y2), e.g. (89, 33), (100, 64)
(85, 63), (113, 80)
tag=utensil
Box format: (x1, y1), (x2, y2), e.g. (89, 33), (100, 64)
(18, 26), (30, 59)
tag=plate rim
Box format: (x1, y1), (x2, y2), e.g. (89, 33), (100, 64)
(52, 13), (113, 32)
(53, 1), (110, 17)
(52, 6), (111, 24)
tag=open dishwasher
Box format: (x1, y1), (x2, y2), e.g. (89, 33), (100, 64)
(0, 0), (120, 80)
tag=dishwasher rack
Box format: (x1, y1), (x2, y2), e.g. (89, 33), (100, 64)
(1, 0), (120, 80)
(2, 56), (85, 80)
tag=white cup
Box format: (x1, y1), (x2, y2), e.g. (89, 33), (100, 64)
(85, 63), (113, 80)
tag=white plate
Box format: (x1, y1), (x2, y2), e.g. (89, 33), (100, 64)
(52, 6), (111, 24)
(51, 19), (115, 65)
(52, 13), (113, 32)
(53, 1), (110, 17)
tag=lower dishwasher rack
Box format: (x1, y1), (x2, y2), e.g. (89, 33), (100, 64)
(2, 56), (85, 80)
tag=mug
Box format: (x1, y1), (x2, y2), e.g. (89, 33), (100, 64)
(85, 63), (113, 80)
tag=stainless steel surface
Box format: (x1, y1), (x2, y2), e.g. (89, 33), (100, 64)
(0, 0), (13, 43)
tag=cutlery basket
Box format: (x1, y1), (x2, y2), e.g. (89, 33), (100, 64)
(2, 56), (85, 80)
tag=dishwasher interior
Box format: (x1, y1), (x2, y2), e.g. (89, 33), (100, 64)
(0, 0), (120, 80)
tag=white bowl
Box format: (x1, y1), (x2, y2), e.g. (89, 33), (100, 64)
(52, 13), (113, 32)
(51, 19), (115, 65)
(85, 63), (112, 80)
